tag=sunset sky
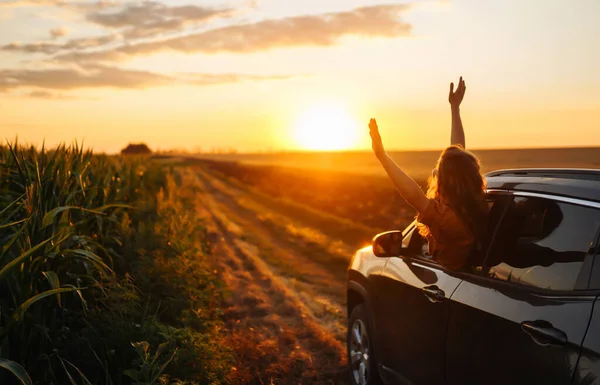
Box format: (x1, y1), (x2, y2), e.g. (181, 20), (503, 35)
(0, 0), (599, 153)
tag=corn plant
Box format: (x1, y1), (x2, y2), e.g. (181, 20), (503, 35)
(124, 342), (177, 385)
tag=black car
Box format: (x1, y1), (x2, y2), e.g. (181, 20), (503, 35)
(346, 168), (600, 385)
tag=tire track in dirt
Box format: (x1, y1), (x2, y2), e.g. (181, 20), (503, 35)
(195, 169), (350, 323)
(187, 169), (348, 384)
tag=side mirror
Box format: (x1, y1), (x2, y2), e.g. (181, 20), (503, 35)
(372, 230), (406, 258)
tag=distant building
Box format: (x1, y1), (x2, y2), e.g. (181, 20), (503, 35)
(121, 143), (152, 156)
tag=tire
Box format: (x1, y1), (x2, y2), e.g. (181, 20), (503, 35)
(347, 304), (383, 385)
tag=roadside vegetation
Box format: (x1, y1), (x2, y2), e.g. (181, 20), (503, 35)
(0, 143), (232, 385)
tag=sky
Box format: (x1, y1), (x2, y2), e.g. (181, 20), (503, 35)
(0, 0), (599, 153)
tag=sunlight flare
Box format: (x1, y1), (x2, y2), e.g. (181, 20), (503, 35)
(293, 103), (360, 151)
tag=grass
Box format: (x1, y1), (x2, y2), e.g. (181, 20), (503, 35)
(0, 143), (233, 384)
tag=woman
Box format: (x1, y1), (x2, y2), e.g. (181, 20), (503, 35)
(369, 77), (488, 270)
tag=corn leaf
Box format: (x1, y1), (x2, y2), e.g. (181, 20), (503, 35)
(0, 193), (26, 218)
(41, 206), (77, 228)
(93, 203), (133, 212)
(0, 218), (29, 230)
(12, 287), (79, 321)
(0, 237), (53, 281)
(69, 249), (112, 273)
(42, 271), (61, 307)
(42, 205), (130, 229)
(1, 222), (27, 256)
(0, 358), (32, 385)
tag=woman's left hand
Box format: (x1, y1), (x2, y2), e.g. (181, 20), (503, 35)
(369, 118), (385, 159)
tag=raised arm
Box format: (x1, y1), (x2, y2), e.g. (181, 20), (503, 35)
(448, 76), (466, 148)
(369, 119), (429, 214)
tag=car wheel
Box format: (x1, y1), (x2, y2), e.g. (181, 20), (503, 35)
(348, 304), (382, 385)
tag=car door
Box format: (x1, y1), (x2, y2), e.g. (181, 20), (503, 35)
(372, 222), (462, 385)
(572, 238), (600, 385)
(445, 193), (600, 385)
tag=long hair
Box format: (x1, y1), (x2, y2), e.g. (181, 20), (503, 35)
(418, 145), (488, 246)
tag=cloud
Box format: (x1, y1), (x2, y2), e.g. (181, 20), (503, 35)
(50, 26), (69, 38)
(64, 33), (120, 49)
(0, 2), (409, 95)
(3, 33), (120, 55)
(26, 90), (73, 99)
(56, 4), (412, 62)
(0, 0), (115, 9)
(53, 47), (127, 62)
(0, 65), (294, 91)
(86, 1), (234, 39)
(179, 72), (297, 86)
(3, 3), (412, 64)
(0, 65), (171, 90)
(2, 1), (234, 56)
(0, 0), (60, 7)
(3, 41), (61, 55)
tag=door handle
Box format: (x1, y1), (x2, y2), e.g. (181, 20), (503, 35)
(521, 320), (567, 347)
(422, 285), (445, 303)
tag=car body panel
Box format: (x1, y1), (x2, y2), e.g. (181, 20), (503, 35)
(446, 278), (595, 385)
(348, 245), (389, 280)
(573, 296), (600, 385)
(374, 255), (462, 385)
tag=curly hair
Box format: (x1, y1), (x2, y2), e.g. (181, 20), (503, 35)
(417, 145), (488, 246)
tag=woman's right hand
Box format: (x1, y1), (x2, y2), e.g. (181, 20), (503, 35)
(448, 76), (466, 108)
(369, 118), (386, 159)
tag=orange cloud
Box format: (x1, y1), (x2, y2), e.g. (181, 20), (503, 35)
(50, 26), (69, 39)
(3, 1), (235, 55)
(0, 65), (294, 91)
(0, 65), (170, 90)
(86, 1), (234, 39)
(3, 34), (120, 55)
(28, 4), (412, 63)
(26, 90), (74, 99)
(0, 2), (410, 94)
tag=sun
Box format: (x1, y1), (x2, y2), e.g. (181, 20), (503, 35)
(293, 103), (360, 151)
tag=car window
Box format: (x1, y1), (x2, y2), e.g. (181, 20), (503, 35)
(468, 194), (510, 270)
(401, 223), (415, 249)
(485, 196), (600, 291)
(401, 226), (431, 258)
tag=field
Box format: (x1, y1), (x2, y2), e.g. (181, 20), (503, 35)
(191, 147), (600, 181)
(3, 145), (598, 385)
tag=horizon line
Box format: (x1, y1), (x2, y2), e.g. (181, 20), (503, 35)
(187, 145), (600, 156)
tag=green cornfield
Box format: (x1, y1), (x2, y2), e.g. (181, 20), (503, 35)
(0, 142), (168, 384)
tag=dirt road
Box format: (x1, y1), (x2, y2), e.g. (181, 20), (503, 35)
(189, 165), (377, 384)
